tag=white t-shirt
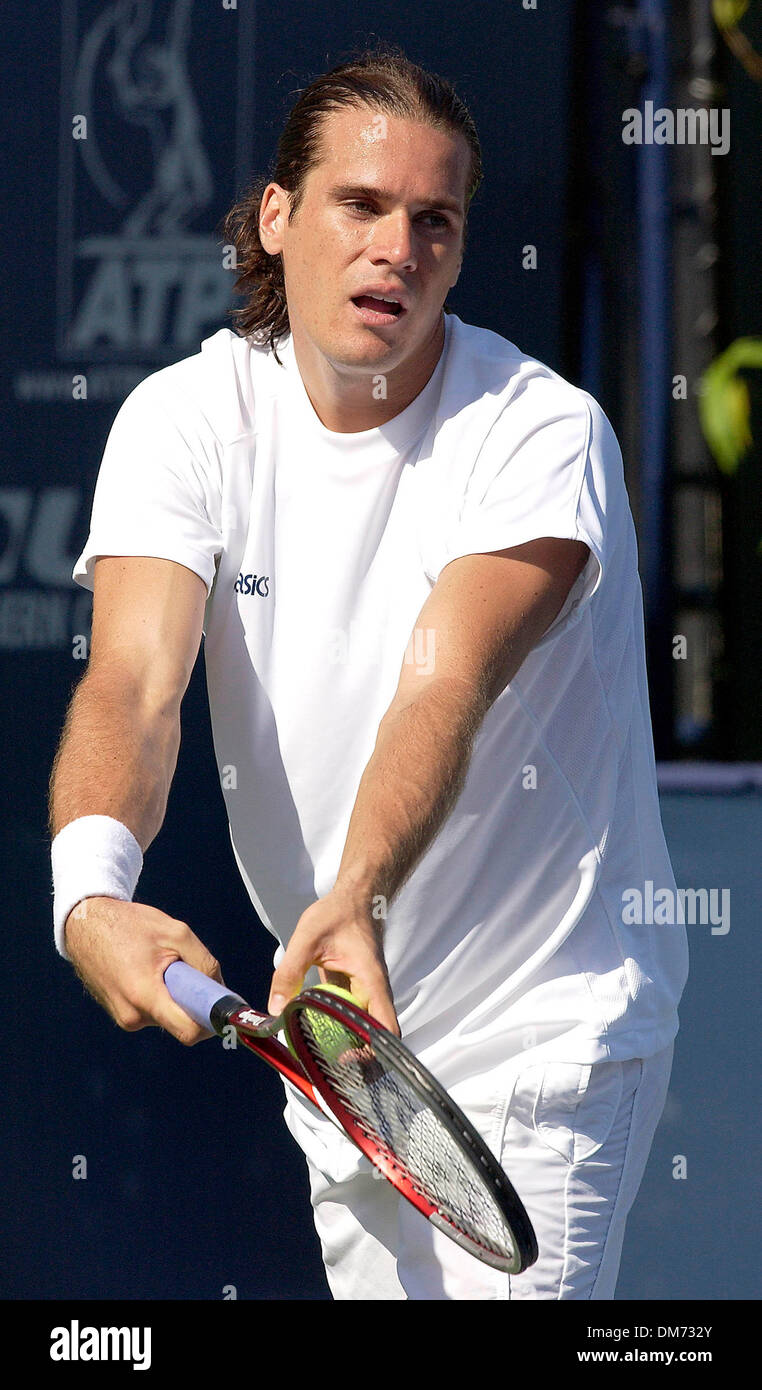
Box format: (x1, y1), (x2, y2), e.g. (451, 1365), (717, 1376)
(73, 311), (688, 1086)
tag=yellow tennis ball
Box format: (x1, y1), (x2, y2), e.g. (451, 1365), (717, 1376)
(286, 983), (361, 1061)
(312, 983), (361, 1007)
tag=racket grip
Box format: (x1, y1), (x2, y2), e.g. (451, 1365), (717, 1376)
(164, 961), (246, 1033)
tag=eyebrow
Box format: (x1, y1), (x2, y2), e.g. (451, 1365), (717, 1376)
(328, 183), (464, 217)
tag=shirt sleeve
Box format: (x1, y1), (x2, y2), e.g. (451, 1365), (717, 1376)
(432, 378), (620, 643)
(73, 373), (224, 596)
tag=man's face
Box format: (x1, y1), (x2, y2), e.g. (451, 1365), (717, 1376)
(260, 106), (470, 373)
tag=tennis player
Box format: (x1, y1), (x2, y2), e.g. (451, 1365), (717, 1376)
(50, 45), (688, 1300)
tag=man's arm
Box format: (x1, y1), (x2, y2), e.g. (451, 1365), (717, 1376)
(49, 555), (222, 1043)
(268, 536), (590, 1026)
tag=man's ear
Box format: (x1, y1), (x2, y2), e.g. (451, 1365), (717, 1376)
(259, 183), (291, 253)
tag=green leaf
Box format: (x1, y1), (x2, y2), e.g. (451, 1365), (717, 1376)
(699, 338), (762, 474)
(712, 0), (751, 31)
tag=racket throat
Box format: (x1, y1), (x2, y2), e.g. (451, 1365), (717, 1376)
(209, 995), (255, 1035)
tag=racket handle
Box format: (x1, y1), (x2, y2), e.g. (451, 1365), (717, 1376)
(164, 961), (247, 1033)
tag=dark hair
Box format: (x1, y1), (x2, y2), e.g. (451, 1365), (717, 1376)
(221, 42), (483, 360)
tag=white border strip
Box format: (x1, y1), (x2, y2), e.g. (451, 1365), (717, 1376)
(657, 763), (762, 792)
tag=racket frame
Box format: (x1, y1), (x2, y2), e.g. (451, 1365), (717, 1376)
(198, 981), (537, 1274)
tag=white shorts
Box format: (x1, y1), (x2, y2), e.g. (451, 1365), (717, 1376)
(283, 1042), (674, 1300)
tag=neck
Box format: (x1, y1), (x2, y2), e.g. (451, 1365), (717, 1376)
(288, 313), (446, 433)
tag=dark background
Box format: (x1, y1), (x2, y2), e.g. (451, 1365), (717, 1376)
(2, 1), (760, 1301)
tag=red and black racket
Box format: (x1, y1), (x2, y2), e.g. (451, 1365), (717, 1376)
(164, 961), (538, 1274)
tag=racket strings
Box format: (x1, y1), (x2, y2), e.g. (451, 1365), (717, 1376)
(295, 1006), (516, 1261)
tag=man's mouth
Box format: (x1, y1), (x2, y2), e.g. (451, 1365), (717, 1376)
(351, 294), (406, 323)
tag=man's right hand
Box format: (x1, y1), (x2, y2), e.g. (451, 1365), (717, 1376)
(64, 897), (223, 1045)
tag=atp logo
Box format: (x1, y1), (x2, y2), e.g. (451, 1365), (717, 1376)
(57, 0), (254, 363)
(234, 573), (270, 597)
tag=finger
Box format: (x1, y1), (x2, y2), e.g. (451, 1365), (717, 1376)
(360, 972), (400, 1037)
(326, 954), (400, 1036)
(268, 941), (310, 1016)
(108, 978), (215, 1045)
(87, 984), (197, 1045)
(153, 926), (225, 1042)
(162, 922), (224, 983)
(152, 997), (214, 1046)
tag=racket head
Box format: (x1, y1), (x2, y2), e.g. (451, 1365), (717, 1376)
(284, 988), (538, 1274)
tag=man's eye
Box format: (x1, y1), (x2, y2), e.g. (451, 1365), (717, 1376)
(345, 202), (450, 231)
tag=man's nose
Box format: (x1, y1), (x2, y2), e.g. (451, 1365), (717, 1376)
(369, 212), (417, 270)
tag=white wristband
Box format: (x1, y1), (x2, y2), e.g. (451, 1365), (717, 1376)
(51, 815), (144, 960)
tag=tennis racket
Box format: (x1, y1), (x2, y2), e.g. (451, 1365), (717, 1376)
(164, 960), (538, 1274)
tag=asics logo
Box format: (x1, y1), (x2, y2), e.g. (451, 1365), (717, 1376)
(234, 573), (270, 596)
